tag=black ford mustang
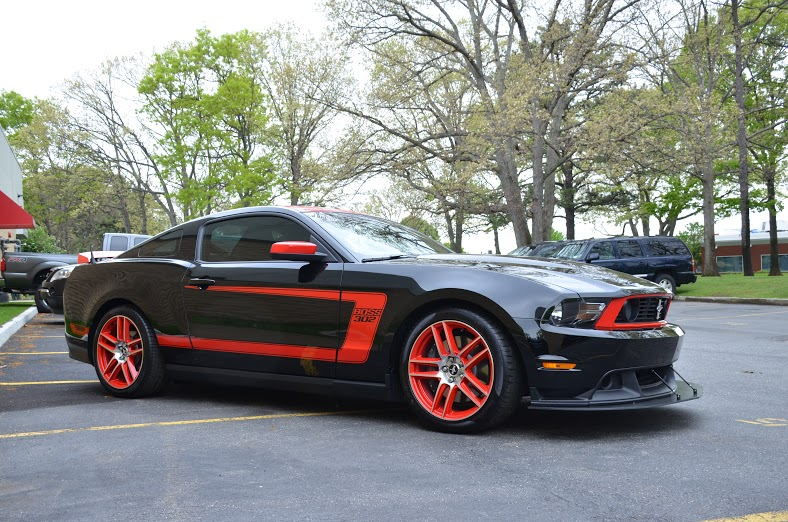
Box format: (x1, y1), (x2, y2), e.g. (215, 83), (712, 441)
(63, 207), (701, 432)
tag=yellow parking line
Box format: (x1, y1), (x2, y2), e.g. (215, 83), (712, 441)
(0, 410), (370, 440)
(704, 511), (788, 521)
(0, 380), (97, 386)
(0, 352), (68, 355)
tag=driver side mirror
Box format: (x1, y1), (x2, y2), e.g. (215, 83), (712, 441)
(270, 241), (327, 263)
(586, 252), (600, 262)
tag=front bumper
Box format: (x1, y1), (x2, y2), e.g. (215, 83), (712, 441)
(38, 287), (64, 314)
(528, 365), (702, 410)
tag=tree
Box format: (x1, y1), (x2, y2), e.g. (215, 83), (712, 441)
(331, 0), (648, 246)
(11, 99), (144, 252)
(739, 0), (788, 275)
(401, 215), (440, 240)
(0, 90), (34, 137)
(258, 26), (352, 205)
(20, 227), (65, 253)
(635, 0), (739, 276)
(138, 29), (277, 220)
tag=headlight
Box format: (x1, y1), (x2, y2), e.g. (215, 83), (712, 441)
(544, 299), (607, 328)
(50, 266), (75, 281)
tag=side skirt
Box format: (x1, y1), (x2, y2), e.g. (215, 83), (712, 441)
(165, 364), (401, 402)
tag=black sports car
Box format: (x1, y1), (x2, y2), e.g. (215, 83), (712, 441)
(62, 207), (701, 432)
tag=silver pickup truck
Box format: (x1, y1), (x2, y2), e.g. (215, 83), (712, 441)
(1, 251), (78, 311)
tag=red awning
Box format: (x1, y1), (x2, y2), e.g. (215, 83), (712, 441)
(0, 190), (35, 228)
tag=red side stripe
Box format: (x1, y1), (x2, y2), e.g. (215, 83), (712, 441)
(181, 286), (388, 364)
(156, 334), (192, 349)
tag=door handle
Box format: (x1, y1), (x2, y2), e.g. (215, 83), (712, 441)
(188, 277), (216, 289)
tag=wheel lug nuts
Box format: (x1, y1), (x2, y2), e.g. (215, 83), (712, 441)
(448, 377), (455, 383)
(442, 366), (448, 372)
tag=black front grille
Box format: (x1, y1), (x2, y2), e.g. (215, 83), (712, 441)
(616, 297), (669, 323)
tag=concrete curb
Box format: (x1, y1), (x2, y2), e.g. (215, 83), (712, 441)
(674, 296), (788, 306)
(0, 307), (38, 348)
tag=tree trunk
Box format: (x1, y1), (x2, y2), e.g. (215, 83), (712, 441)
(701, 165), (719, 276)
(137, 191), (148, 234)
(531, 119), (548, 243)
(766, 169), (782, 276)
(495, 143), (531, 246)
(493, 224), (500, 254)
(732, 0), (754, 276)
(562, 162), (576, 240)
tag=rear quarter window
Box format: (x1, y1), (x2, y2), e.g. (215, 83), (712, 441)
(137, 230), (184, 258)
(643, 238), (689, 257)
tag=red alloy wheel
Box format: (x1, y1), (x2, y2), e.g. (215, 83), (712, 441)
(407, 320), (494, 421)
(96, 315), (144, 390)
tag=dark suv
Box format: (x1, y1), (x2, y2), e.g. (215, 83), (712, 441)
(551, 236), (696, 293)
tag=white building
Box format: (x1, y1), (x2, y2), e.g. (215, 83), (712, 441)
(0, 125), (34, 249)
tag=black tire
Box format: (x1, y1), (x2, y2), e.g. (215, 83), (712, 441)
(654, 273), (677, 294)
(34, 286), (51, 313)
(92, 306), (166, 398)
(33, 273), (51, 313)
(400, 307), (524, 433)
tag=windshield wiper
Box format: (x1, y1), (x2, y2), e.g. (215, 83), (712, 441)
(361, 254), (416, 263)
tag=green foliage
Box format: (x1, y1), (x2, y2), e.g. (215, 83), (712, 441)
(550, 229), (565, 241)
(677, 222), (703, 265)
(138, 29), (277, 219)
(20, 227), (65, 253)
(401, 215), (440, 240)
(0, 90), (34, 136)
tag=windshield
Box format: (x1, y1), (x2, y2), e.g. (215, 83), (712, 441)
(552, 242), (587, 260)
(306, 211), (453, 260)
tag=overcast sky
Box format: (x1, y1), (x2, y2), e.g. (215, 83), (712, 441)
(0, 0), (776, 250)
(0, 0), (327, 98)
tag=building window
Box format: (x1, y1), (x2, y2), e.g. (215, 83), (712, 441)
(761, 254), (788, 271)
(716, 255), (743, 273)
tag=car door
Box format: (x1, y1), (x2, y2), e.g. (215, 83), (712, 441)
(614, 239), (649, 278)
(586, 240), (617, 269)
(181, 213), (343, 378)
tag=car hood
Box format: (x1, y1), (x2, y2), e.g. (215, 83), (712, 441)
(396, 254), (667, 297)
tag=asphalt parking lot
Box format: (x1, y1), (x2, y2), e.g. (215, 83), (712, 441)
(1, 302), (786, 521)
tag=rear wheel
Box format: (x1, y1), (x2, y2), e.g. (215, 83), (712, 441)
(655, 273), (676, 294)
(400, 308), (524, 433)
(92, 306), (166, 398)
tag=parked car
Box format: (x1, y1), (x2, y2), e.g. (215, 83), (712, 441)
(551, 236), (697, 293)
(61, 207), (700, 433)
(37, 264), (76, 315)
(1, 233), (151, 312)
(38, 250), (129, 314)
(508, 241), (569, 259)
(1, 252), (78, 312)
(102, 233), (151, 251)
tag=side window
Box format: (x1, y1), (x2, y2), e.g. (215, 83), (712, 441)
(590, 241), (615, 260)
(644, 238), (689, 257)
(133, 237), (148, 246)
(617, 240), (643, 258)
(138, 230), (183, 258)
(200, 216), (311, 262)
(109, 236), (128, 251)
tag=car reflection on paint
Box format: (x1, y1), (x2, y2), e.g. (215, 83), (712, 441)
(61, 207), (701, 433)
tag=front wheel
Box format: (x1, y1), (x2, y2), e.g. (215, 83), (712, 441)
(400, 308), (524, 433)
(92, 306), (166, 398)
